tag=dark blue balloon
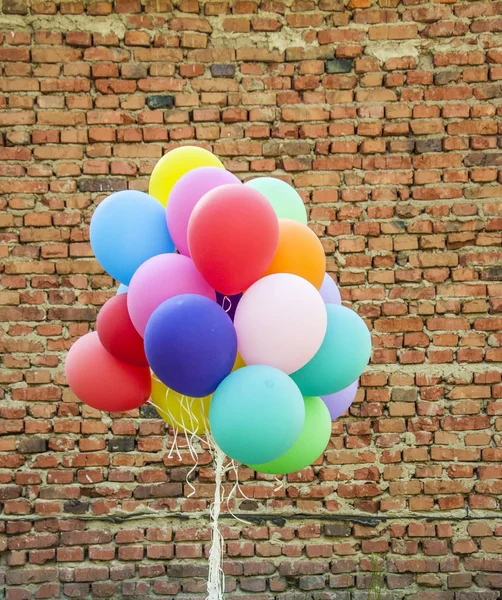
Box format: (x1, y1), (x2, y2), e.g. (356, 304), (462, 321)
(216, 292), (242, 322)
(144, 294), (237, 398)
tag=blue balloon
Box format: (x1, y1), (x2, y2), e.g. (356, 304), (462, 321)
(116, 283), (128, 295)
(291, 305), (371, 397)
(144, 294), (237, 398)
(209, 366), (305, 465)
(90, 191), (175, 286)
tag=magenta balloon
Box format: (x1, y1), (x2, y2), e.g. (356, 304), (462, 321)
(320, 274), (341, 305)
(321, 380), (358, 420)
(127, 253), (216, 337)
(167, 166), (241, 256)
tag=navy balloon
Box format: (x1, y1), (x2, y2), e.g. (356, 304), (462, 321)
(90, 190), (175, 286)
(216, 292), (242, 322)
(144, 294), (237, 398)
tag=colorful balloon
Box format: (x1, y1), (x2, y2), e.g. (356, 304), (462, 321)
(320, 274), (341, 305)
(151, 375), (210, 435)
(249, 396), (332, 475)
(209, 366), (305, 465)
(232, 352), (246, 372)
(234, 274), (327, 375)
(263, 219), (325, 289)
(65, 332), (151, 412)
(322, 380), (359, 420)
(149, 146), (224, 207)
(128, 253), (216, 337)
(188, 184), (279, 295)
(96, 295), (148, 367)
(116, 283), (128, 295)
(144, 294), (237, 398)
(291, 305), (372, 396)
(90, 190), (175, 285)
(244, 177), (307, 224)
(216, 292), (242, 322)
(167, 167), (241, 256)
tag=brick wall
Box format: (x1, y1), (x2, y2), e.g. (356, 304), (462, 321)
(0, 0), (502, 598)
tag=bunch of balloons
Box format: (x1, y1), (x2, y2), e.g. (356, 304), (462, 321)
(65, 146), (372, 475)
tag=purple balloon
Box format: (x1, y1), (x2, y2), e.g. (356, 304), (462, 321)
(144, 294), (237, 398)
(216, 292), (242, 322)
(166, 166), (241, 257)
(320, 273), (341, 305)
(321, 380), (358, 420)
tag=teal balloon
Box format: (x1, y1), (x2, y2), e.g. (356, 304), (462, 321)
(291, 305), (371, 396)
(249, 396), (332, 475)
(116, 283), (128, 295)
(245, 177), (307, 225)
(90, 190), (175, 286)
(209, 366), (305, 465)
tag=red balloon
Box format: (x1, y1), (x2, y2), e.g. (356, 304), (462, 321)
(97, 294), (148, 366)
(187, 184), (279, 295)
(65, 332), (151, 412)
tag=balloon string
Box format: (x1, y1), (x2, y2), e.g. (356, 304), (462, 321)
(274, 476), (285, 493)
(147, 397), (182, 462)
(206, 435), (226, 600)
(179, 394), (199, 499)
(223, 460), (252, 526)
(222, 295), (232, 314)
(149, 386), (213, 498)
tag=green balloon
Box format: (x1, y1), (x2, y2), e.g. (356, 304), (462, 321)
(248, 396), (332, 475)
(244, 177), (307, 225)
(291, 305), (372, 397)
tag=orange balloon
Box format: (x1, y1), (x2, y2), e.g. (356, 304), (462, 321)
(263, 219), (325, 289)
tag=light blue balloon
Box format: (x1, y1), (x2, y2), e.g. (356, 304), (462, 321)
(116, 283), (128, 295)
(209, 366), (305, 465)
(90, 190), (175, 286)
(291, 305), (371, 397)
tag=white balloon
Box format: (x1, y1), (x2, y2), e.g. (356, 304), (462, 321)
(234, 274), (327, 375)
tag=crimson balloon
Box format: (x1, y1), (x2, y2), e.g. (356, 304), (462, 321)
(97, 295), (148, 366)
(187, 184), (279, 295)
(65, 332), (151, 412)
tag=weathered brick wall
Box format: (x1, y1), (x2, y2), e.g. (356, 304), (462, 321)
(0, 0), (501, 598)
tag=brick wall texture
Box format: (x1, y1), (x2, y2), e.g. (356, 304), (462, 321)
(0, 0), (502, 598)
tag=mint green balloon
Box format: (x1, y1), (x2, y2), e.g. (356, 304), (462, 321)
(209, 366), (305, 465)
(244, 177), (307, 225)
(291, 305), (371, 396)
(248, 396), (332, 475)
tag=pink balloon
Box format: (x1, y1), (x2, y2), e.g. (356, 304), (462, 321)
(127, 253), (216, 337)
(167, 166), (241, 256)
(234, 274), (327, 375)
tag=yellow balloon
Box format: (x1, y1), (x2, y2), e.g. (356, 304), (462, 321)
(149, 146), (225, 207)
(150, 376), (211, 435)
(232, 352), (246, 372)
